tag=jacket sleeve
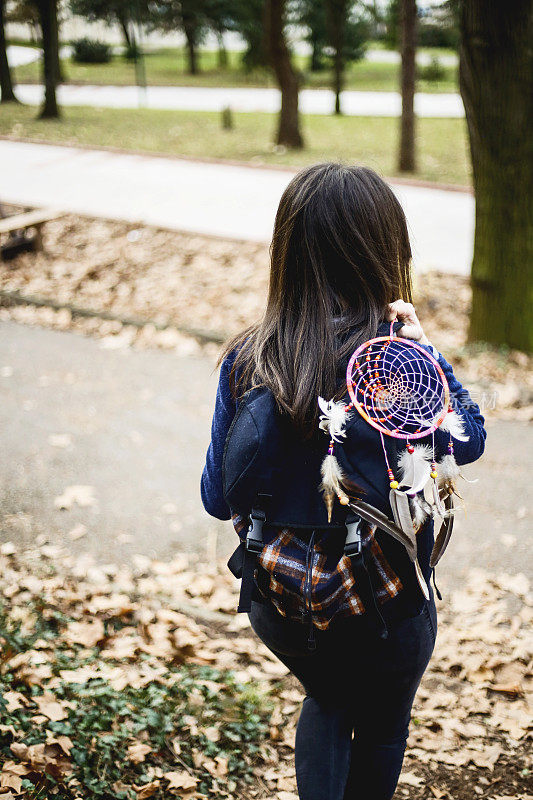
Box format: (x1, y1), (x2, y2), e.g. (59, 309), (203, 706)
(200, 352), (239, 520)
(419, 343), (487, 465)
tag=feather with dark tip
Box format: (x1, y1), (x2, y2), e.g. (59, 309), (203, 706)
(348, 497), (416, 561)
(320, 453), (348, 522)
(430, 495), (455, 566)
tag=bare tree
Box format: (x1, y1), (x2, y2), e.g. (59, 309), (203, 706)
(398, 0), (416, 172)
(0, 0), (18, 102)
(37, 0), (60, 118)
(325, 0), (347, 115)
(182, 1), (201, 75)
(460, 0), (532, 351)
(266, 0), (304, 149)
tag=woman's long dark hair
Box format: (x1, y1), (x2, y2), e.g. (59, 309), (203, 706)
(221, 163), (413, 438)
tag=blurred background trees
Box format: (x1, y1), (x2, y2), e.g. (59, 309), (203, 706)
(230, 0), (268, 71)
(1, 0), (531, 350)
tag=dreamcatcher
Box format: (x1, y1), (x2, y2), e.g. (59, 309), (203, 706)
(318, 322), (470, 598)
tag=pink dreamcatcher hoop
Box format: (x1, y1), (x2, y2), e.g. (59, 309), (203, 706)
(345, 322), (450, 488)
(346, 325), (449, 437)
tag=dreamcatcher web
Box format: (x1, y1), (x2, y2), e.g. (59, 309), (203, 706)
(346, 330), (449, 440)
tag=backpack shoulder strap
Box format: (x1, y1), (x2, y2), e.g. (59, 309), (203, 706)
(227, 492), (271, 613)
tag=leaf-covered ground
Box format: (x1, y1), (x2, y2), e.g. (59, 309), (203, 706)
(0, 540), (531, 800)
(0, 214), (531, 422)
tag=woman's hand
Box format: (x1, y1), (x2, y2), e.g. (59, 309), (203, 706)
(386, 300), (430, 345)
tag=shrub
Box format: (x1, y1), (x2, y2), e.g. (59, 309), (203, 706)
(72, 37), (112, 64)
(418, 56), (447, 83)
(418, 21), (459, 50)
(124, 41), (141, 61)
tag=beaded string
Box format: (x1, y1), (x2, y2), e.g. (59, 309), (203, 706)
(447, 405), (454, 457)
(380, 430), (398, 489)
(430, 431), (438, 481)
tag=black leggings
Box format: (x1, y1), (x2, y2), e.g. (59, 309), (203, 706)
(248, 588), (437, 800)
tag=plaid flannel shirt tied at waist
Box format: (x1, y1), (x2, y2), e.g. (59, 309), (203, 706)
(232, 514), (404, 629)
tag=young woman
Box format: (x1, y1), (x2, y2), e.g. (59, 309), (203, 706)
(201, 163), (486, 800)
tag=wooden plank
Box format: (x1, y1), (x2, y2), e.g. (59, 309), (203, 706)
(0, 209), (64, 235)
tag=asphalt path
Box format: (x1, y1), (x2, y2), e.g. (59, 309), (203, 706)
(0, 140), (474, 275)
(12, 83), (464, 117)
(7, 44), (458, 69)
(0, 321), (530, 587)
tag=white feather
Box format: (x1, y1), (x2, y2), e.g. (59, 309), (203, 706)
(397, 445), (432, 494)
(320, 453), (349, 521)
(437, 454), (461, 487)
(440, 410), (469, 442)
(320, 453), (346, 496)
(318, 397), (350, 442)
(409, 494), (432, 529)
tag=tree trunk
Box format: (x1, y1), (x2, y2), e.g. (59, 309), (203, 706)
(216, 30), (228, 69)
(37, 0), (60, 118)
(460, 0), (532, 351)
(183, 22), (198, 75)
(326, 0), (346, 115)
(333, 50), (343, 114)
(398, 0), (416, 172)
(309, 36), (321, 72)
(266, 0), (304, 149)
(117, 11), (132, 49)
(0, 0), (17, 102)
(54, 8), (63, 83)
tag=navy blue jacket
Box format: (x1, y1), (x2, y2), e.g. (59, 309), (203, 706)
(200, 334), (487, 619)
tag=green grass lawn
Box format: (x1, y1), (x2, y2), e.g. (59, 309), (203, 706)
(11, 45), (458, 93)
(0, 103), (471, 186)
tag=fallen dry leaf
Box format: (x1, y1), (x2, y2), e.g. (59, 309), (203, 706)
(127, 742), (152, 764)
(64, 618), (105, 648)
(398, 772), (424, 786)
(48, 434), (72, 448)
(67, 523), (87, 541)
(0, 774), (22, 795)
(3, 692), (30, 713)
(134, 780), (160, 799)
(163, 771), (198, 790)
(54, 485), (96, 510)
(32, 694), (69, 722)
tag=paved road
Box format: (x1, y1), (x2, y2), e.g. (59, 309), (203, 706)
(7, 45), (40, 67)
(0, 140), (473, 274)
(7, 44), (458, 69)
(365, 49), (458, 67)
(0, 321), (531, 584)
(14, 83), (464, 118)
(0, 320), (223, 563)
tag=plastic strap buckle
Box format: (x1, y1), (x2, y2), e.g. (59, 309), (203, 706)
(246, 509), (266, 554)
(344, 516), (363, 559)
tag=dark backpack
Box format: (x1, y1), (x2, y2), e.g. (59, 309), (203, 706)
(222, 322), (440, 643)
